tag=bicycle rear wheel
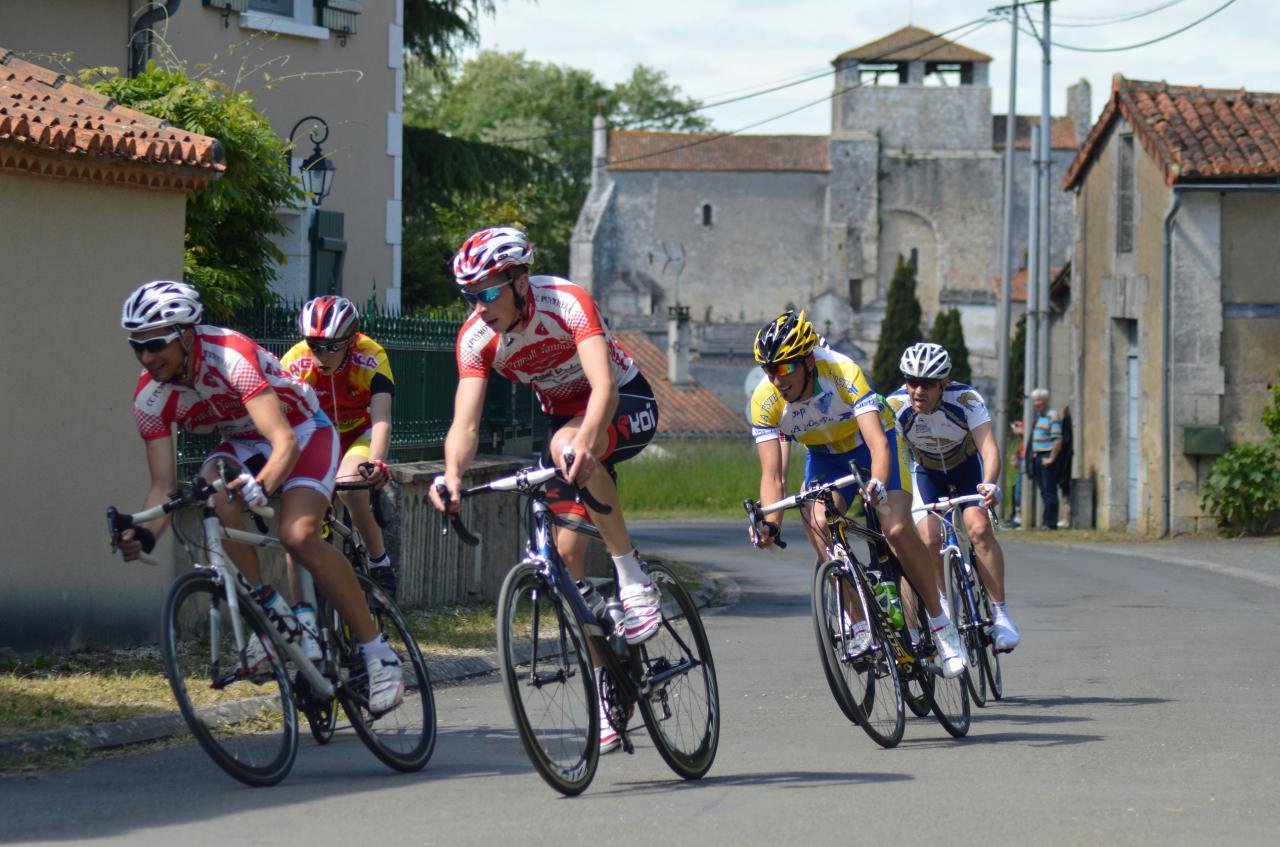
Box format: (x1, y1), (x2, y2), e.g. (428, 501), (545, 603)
(337, 573), (437, 772)
(974, 577), (1004, 700)
(948, 552), (990, 708)
(161, 571), (299, 787)
(813, 559), (905, 748)
(497, 562), (598, 796)
(634, 562), (720, 779)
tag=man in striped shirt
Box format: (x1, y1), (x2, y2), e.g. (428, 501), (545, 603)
(1029, 388), (1063, 530)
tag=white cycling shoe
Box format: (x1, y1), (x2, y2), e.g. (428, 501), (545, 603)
(993, 614), (1021, 653)
(932, 622), (967, 679)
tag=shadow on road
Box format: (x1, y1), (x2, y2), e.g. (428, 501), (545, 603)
(1004, 694), (1171, 709)
(591, 768), (914, 797)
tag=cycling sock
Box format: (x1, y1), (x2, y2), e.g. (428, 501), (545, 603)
(611, 549), (648, 590)
(938, 592), (951, 620)
(360, 635), (396, 663)
(927, 611), (952, 631)
(368, 551), (391, 569)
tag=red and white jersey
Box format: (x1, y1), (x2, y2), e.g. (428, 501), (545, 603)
(133, 325), (321, 441)
(456, 275), (638, 416)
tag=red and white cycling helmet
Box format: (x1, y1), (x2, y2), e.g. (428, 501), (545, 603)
(121, 280), (203, 332)
(452, 226), (534, 288)
(299, 295), (359, 340)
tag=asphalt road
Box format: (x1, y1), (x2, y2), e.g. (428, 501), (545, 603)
(3, 522), (1278, 846)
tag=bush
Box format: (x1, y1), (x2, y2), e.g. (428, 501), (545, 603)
(1199, 442), (1280, 536)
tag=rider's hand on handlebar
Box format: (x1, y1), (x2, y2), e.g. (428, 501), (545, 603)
(977, 482), (1001, 509)
(429, 473), (462, 514)
(116, 526), (156, 562)
(561, 438), (597, 485)
(360, 459), (390, 490)
(228, 472), (268, 508)
(749, 521), (780, 549)
(865, 477), (888, 510)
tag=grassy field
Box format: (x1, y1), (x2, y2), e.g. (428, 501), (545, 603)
(620, 437), (805, 520)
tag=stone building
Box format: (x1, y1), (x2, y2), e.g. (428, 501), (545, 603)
(1061, 75), (1280, 534)
(572, 26), (1086, 397)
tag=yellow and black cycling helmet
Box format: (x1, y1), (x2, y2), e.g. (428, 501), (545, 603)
(754, 309), (818, 365)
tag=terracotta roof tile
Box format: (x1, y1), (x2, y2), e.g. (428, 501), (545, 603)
(607, 130), (828, 173)
(993, 115), (1079, 151)
(990, 265), (1063, 304)
(835, 26), (992, 64)
(0, 48), (224, 191)
(616, 331), (747, 437)
(1064, 75), (1280, 189)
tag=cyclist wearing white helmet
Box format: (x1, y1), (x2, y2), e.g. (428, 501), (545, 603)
(430, 225), (661, 754)
(281, 296), (398, 599)
(747, 311), (968, 679)
(885, 342), (1020, 652)
(115, 281), (405, 712)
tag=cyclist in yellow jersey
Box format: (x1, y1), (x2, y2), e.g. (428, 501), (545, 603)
(747, 310), (966, 678)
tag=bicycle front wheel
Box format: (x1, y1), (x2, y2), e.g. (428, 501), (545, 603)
(974, 577), (1004, 700)
(910, 592), (971, 738)
(497, 562), (598, 796)
(338, 573), (437, 772)
(634, 562), (720, 779)
(161, 571), (299, 787)
(813, 560), (905, 748)
(948, 552), (989, 708)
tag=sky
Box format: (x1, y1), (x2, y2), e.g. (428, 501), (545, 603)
(462, 0), (1274, 136)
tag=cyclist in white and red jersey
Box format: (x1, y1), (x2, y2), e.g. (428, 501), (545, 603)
(113, 281), (403, 713)
(429, 226), (660, 754)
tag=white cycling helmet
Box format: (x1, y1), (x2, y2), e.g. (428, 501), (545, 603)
(452, 226), (534, 288)
(121, 280), (203, 332)
(899, 342), (952, 380)
(299, 295), (359, 340)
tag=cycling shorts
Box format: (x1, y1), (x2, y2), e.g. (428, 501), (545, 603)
(341, 428), (372, 460)
(202, 413), (338, 498)
(542, 373), (658, 519)
(911, 453), (985, 513)
(803, 429), (911, 508)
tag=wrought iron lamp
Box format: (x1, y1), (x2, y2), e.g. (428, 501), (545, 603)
(286, 116), (335, 206)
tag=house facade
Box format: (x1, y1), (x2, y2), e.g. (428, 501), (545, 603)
(572, 26), (1085, 393)
(7, 0), (404, 309)
(1062, 75), (1280, 534)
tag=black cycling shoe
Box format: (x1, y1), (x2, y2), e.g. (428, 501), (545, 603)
(369, 566), (398, 600)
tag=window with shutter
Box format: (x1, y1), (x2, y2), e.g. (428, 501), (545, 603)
(317, 0), (361, 35)
(203, 0), (250, 12)
(1117, 134), (1135, 255)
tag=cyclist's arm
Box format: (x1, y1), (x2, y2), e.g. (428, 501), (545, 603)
(856, 409), (891, 483)
(564, 333), (618, 482)
(368, 392), (392, 463)
(755, 438), (786, 539)
(973, 420), (1000, 484)
(433, 376), (487, 510)
(119, 436), (179, 560)
(243, 389), (299, 494)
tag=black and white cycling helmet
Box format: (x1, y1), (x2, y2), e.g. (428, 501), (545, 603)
(121, 280), (203, 332)
(899, 342), (951, 380)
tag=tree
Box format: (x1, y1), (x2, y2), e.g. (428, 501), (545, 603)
(872, 254), (925, 393)
(90, 65), (305, 323)
(929, 307), (972, 385)
(404, 1), (494, 69)
(1008, 317), (1026, 420)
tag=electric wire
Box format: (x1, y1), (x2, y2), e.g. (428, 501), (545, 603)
(1016, 0), (1239, 52)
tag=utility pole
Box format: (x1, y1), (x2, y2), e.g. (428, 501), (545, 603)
(994, 0), (1019, 476)
(1023, 123), (1041, 526)
(1036, 0), (1052, 391)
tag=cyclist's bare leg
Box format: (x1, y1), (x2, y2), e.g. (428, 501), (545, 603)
(902, 512), (944, 627)
(199, 460), (265, 585)
(962, 506), (1006, 603)
(548, 423), (634, 558)
(801, 496), (866, 624)
(277, 486), (377, 644)
(556, 523), (591, 582)
(879, 490), (945, 618)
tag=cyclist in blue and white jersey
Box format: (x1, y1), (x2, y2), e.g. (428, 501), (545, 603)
(885, 343), (1021, 652)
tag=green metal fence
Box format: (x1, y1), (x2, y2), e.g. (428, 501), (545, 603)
(175, 303), (543, 479)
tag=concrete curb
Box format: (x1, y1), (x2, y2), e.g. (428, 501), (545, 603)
(0, 580), (723, 762)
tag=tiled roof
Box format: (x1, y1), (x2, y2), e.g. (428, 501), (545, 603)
(0, 48), (224, 191)
(615, 331), (747, 437)
(607, 130), (828, 172)
(990, 265), (1064, 304)
(835, 26), (992, 64)
(1064, 75), (1280, 189)
(993, 115), (1079, 151)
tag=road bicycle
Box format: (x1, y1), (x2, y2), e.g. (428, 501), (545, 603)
(744, 465), (970, 747)
(107, 470), (436, 786)
(913, 493), (1003, 705)
(440, 460), (719, 796)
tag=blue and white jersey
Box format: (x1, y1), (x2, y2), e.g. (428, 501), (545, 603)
(885, 382), (991, 473)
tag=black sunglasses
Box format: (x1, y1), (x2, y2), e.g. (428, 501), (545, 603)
(905, 377), (941, 389)
(307, 337), (352, 354)
(128, 329), (181, 354)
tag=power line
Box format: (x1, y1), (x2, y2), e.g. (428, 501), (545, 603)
(1050, 0), (1189, 27)
(606, 16), (1000, 167)
(1017, 0), (1239, 52)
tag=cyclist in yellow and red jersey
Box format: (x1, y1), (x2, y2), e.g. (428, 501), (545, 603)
(280, 296), (398, 598)
(746, 309), (966, 678)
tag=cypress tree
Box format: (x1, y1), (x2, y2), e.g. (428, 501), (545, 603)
(930, 308), (972, 385)
(1007, 316), (1026, 419)
(872, 254), (925, 392)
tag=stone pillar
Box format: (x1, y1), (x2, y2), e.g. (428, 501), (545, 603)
(1067, 79), (1092, 144)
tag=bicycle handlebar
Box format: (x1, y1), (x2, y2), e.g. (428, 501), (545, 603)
(912, 493), (1000, 529)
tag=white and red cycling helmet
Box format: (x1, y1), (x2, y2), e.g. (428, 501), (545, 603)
(121, 280), (203, 332)
(299, 295), (359, 340)
(452, 226), (534, 288)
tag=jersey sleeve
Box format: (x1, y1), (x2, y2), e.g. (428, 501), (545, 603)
(834, 359), (881, 417)
(220, 334), (273, 403)
(748, 377), (783, 443)
(132, 374), (173, 441)
(370, 342), (395, 395)
(563, 287), (607, 344)
(953, 386), (992, 430)
(279, 340), (307, 375)
(456, 316), (497, 379)
(884, 388), (911, 427)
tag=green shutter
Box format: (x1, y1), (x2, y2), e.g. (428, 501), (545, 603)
(202, 0), (250, 13)
(316, 0), (360, 34)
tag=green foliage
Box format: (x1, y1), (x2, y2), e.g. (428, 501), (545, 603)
(929, 307), (972, 385)
(401, 50), (710, 310)
(1262, 366), (1280, 441)
(871, 255), (925, 393)
(1008, 317), (1026, 419)
(1199, 442), (1280, 536)
(404, 1), (494, 69)
(90, 65), (304, 323)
